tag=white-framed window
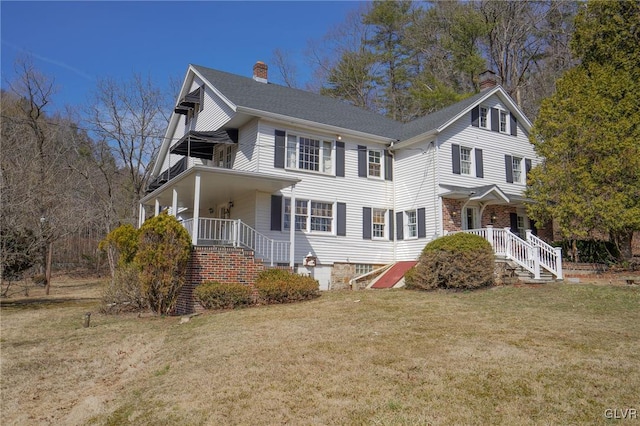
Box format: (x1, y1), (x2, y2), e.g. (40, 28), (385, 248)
(286, 133), (333, 174)
(215, 144), (234, 168)
(355, 264), (373, 275)
(479, 106), (489, 129)
(284, 198), (333, 233)
(368, 149), (382, 178)
(406, 210), (417, 238)
(372, 208), (386, 239)
(512, 156), (523, 183)
(460, 147), (472, 175)
(517, 215), (526, 237)
(499, 110), (509, 133)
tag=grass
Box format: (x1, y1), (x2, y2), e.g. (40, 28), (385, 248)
(1, 278), (639, 425)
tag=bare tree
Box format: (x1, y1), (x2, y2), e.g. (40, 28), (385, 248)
(271, 48), (300, 88)
(1, 57), (81, 293)
(85, 73), (169, 224)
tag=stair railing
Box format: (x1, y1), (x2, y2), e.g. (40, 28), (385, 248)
(458, 226), (562, 280)
(181, 218), (290, 266)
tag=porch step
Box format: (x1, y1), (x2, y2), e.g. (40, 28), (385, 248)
(498, 258), (557, 284)
(371, 261), (418, 289)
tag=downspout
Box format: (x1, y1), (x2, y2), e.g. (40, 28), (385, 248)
(435, 138), (443, 237)
(389, 141), (397, 262)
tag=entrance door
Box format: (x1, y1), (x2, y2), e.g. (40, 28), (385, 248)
(463, 207), (479, 230)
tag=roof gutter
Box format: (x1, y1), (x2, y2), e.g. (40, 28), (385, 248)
(391, 130), (438, 151)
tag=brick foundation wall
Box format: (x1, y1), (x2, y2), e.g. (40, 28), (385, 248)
(175, 246), (266, 315)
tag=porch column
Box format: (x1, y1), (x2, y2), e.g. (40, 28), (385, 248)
(154, 199), (160, 216)
(138, 203), (145, 228)
(192, 173), (201, 246)
(172, 188), (178, 217)
(289, 184), (296, 268)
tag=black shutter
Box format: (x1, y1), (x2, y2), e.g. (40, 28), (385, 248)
(274, 129), (285, 168)
(384, 149), (393, 181)
(418, 208), (426, 238)
(525, 158), (532, 175)
(337, 202), (346, 236)
(475, 148), (484, 178)
(396, 211), (404, 241)
(505, 155), (513, 183)
(452, 144), (461, 175)
(363, 207), (372, 239)
(531, 219), (538, 236)
(510, 113), (518, 136)
(271, 195), (282, 231)
(358, 145), (367, 177)
(471, 106), (479, 127)
(491, 107), (499, 132)
(336, 141), (345, 177)
(510, 213), (519, 234)
(389, 209), (394, 240)
(199, 86), (204, 112)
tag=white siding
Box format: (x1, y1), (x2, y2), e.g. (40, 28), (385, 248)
(438, 95), (538, 197)
(234, 119), (259, 172)
(251, 120), (396, 266)
(393, 143), (440, 260)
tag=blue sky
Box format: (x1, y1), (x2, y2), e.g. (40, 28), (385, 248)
(1, 1), (364, 112)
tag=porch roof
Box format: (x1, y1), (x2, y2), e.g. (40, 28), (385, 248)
(439, 184), (512, 204)
(140, 166), (300, 211)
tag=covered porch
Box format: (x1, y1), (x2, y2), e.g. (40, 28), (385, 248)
(139, 165), (300, 266)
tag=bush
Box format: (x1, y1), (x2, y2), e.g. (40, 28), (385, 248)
(101, 263), (146, 314)
(194, 281), (254, 310)
(135, 213), (192, 315)
(255, 269), (320, 304)
(555, 239), (620, 264)
(406, 232), (495, 291)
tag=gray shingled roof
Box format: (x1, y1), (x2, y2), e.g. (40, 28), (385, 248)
(192, 64), (403, 140)
(192, 64), (493, 143)
(399, 90), (489, 140)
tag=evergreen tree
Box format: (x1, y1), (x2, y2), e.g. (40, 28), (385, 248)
(526, 0), (640, 260)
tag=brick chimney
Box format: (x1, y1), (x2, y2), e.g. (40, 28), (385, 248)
(479, 70), (497, 91)
(253, 61), (268, 83)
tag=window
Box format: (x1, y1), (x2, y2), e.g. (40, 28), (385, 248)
(368, 150), (382, 177)
(517, 215), (525, 236)
(460, 147), (472, 175)
(406, 210), (417, 238)
(479, 107), (489, 129)
(310, 201), (332, 232)
(372, 208), (386, 238)
(512, 157), (523, 183)
(284, 198), (333, 233)
(215, 145), (234, 168)
(286, 133), (333, 174)
(355, 264), (373, 275)
(499, 110), (509, 133)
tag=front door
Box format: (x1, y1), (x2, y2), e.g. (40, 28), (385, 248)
(463, 207), (479, 230)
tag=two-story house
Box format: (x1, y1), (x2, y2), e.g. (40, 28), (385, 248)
(141, 62), (562, 292)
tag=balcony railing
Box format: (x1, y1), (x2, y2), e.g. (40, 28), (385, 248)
(181, 218), (290, 266)
(457, 226), (562, 280)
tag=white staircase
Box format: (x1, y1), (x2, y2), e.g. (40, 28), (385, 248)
(459, 226), (563, 281)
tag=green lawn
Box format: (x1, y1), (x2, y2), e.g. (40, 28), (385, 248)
(1, 281), (639, 425)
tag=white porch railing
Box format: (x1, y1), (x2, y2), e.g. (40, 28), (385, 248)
(181, 218), (290, 266)
(458, 226), (562, 280)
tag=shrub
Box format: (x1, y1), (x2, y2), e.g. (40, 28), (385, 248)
(100, 224), (139, 278)
(406, 232), (495, 291)
(194, 281), (254, 310)
(135, 213), (192, 315)
(101, 263), (146, 314)
(255, 269), (320, 304)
